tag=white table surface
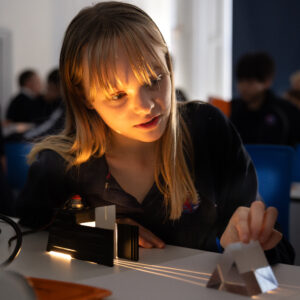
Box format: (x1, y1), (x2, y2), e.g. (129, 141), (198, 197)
(0, 228), (299, 300)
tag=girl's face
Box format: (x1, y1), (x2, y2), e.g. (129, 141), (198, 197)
(83, 45), (172, 144)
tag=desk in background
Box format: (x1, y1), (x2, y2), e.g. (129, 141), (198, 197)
(1, 230), (300, 300)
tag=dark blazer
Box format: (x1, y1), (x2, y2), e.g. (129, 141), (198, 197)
(16, 101), (295, 264)
(230, 90), (300, 146)
(6, 92), (45, 124)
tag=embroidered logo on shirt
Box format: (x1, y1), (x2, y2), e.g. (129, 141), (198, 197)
(183, 199), (199, 213)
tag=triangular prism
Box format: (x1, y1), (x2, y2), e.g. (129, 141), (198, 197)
(207, 241), (278, 296)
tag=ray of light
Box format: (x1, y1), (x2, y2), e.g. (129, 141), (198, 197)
(116, 260), (209, 282)
(114, 262), (207, 287)
(114, 259), (211, 276)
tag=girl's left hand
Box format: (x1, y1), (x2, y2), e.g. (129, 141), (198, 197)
(220, 201), (282, 250)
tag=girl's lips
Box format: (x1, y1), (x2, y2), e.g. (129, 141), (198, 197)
(135, 116), (160, 129)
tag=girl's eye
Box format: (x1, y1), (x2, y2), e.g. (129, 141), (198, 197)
(111, 92), (126, 101)
(147, 74), (163, 88)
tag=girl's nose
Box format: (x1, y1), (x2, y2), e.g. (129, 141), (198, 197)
(132, 88), (155, 114)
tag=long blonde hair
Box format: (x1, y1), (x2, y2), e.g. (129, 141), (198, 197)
(29, 1), (198, 219)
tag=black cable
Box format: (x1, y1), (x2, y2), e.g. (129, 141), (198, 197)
(8, 229), (35, 247)
(0, 213), (22, 267)
(8, 211), (59, 247)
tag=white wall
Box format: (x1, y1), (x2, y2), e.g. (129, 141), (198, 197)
(0, 0), (231, 117)
(0, 28), (12, 116)
(171, 0), (232, 101)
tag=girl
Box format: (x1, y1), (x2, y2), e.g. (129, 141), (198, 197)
(17, 1), (293, 264)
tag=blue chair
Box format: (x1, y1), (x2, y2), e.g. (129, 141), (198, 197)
(292, 144), (300, 182)
(245, 144), (295, 239)
(4, 142), (33, 192)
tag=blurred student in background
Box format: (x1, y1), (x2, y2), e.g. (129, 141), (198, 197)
(23, 69), (65, 141)
(5, 69), (44, 125)
(4, 69), (65, 142)
(230, 52), (300, 147)
(39, 69), (63, 121)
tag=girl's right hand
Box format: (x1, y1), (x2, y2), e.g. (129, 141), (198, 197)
(220, 201), (282, 250)
(117, 218), (165, 249)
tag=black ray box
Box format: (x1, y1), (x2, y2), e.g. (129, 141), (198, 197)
(46, 207), (138, 267)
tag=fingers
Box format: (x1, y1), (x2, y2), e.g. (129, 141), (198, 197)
(221, 206), (250, 248)
(138, 226), (165, 249)
(117, 218), (165, 249)
(139, 236), (154, 248)
(248, 202), (279, 246)
(232, 201), (265, 243)
(234, 207), (250, 243)
(259, 206), (278, 244)
(249, 201), (265, 239)
(261, 229), (282, 251)
(221, 201), (281, 251)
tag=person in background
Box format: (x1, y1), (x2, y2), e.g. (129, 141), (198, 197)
(4, 69), (65, 142)
(23, 69), (65, 141)
(39, 69), (63, 121)
(5, 70), (44, 125)
(17, 2), (293, 265)
(230, 52), (300, 147)
(284, 70), (300, 110)
(175, 89), (188, 102)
